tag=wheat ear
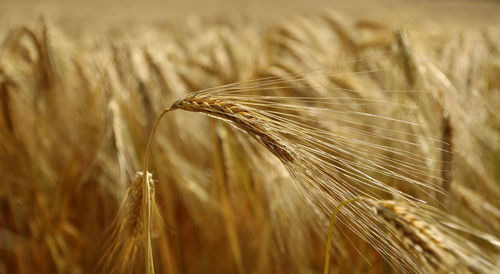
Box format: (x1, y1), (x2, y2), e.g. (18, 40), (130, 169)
(142, 93), (299, 175)
(323, 196), (497, 273)
(367, 199), (496, 273)
(143, 95), (294, 176)
(171, 94), (295, 162)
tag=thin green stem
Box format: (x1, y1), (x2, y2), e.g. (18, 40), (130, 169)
(323, 197), (365, 274)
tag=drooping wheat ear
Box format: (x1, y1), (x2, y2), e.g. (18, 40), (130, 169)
(369, 200), (452, 271)
(170, 94), (295, 162)
(322, 197), (496, 273)
(366, 199), (495, 273)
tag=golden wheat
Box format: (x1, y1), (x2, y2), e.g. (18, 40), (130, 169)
(1, 9), (500, 274)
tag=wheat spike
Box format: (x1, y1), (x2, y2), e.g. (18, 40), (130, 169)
(99, 171), (156, 274)
(366, 199), (496, 273)
(171, 94), (295, 162)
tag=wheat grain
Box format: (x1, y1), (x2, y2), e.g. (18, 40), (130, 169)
(367, 199), (496, 273)
(171, 94), (295, 162)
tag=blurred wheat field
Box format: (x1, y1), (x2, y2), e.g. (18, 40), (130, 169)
(1, 2), (500, 274)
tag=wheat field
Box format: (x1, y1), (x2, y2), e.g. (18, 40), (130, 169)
(1, 1), (500, 273)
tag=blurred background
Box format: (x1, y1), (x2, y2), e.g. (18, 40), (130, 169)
(1, 0), (500, 29)
(1, 0), (500, 273)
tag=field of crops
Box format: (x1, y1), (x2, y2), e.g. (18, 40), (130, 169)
(1, 1), (500, 273)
